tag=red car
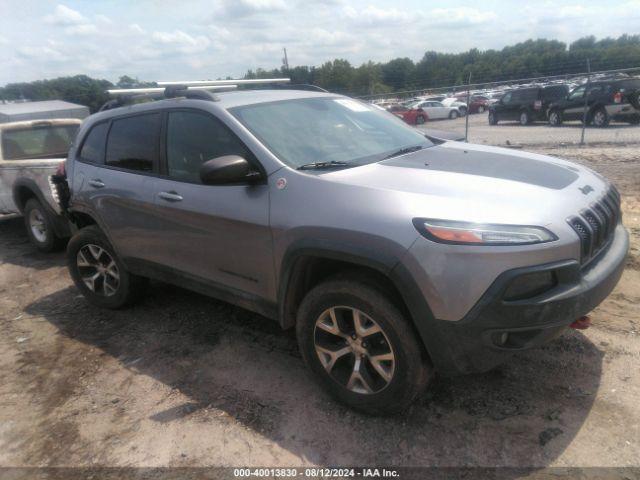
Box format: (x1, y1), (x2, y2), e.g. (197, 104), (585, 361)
(386, 104), (428, 125)
(454, 94), (490, 114)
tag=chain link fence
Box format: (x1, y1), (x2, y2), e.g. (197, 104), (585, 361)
(357, 64), (640, 149)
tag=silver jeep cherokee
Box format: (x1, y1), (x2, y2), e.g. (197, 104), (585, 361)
(63, 88), (629, 414)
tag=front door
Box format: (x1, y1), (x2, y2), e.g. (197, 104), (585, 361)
(562, 86), (588, 121)
(150, 109), (273, 302)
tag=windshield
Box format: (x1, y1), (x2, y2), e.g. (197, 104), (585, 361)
(230, 97), (433, 169)
(1, 124), (78, 160)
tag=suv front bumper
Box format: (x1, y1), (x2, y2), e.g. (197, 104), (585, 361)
(411, 224), (629, 376)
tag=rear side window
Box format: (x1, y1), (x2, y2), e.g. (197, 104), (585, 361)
(1, 124), (78, 161)
(166, 110), (252, 183)
(79, 122), (108, 164)
(542, 86), (568, 100)
(106, 113), (160, 172)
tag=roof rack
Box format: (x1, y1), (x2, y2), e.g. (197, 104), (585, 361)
(99, 78), (328, 112)
(157, 78), (290, 86)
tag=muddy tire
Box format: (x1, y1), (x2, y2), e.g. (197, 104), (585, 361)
(296, 277), (432, 415)
(67, 225), (147, 309)
(23, 198), (65, 252)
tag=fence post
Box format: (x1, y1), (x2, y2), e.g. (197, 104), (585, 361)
(465, 72), (472, 142)
(580, 59), (591, 145)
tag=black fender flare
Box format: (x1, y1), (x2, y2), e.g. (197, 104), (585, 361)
(276, 239), (454, 373)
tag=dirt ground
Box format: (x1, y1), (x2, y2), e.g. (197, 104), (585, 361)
(0, 142), (639, 472)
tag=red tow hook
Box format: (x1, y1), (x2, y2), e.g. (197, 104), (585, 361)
(570, 315), (591, 330)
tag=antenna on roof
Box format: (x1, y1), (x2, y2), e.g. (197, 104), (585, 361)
(157, 78), (290, 86)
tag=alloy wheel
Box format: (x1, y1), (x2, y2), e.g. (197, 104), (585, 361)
(76, 244), (120, 296)
(28, 208), (48, 243)
(314, 306), (395, 394)
(594, 110), (606, 127)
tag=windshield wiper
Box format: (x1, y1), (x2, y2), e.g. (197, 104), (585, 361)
(297, 160), (349, 170)
(383, 145), (425, 160)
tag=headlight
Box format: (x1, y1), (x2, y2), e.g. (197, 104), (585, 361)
(412, 218), (557, 245)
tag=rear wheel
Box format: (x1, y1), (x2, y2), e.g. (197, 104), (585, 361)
(67, 225), (147, 309)
(477, 105), (485, 113)
(415, 115), (426, 125)
(23, 198), (64, 252)
(548, 109), (563, 127)
(449, 110), (459, 119)
(296, 277), (432, 415)
(592, 107), (610, 128)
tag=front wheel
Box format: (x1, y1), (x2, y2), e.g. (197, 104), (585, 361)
(477, 105), (485, 113)
(488, 111), (498, 125)
(67, 225), (147, 309)
(23, 198), (64, 252)
(296, 277), (432, 415)
(449, 110), (459, 119)
(519, 111), (531, 125)
(548, 109), (563, 127)
(415, 115), (426, 125)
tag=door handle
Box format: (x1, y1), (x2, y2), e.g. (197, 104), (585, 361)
(88, 179), (105, 188)
(158, 191), (183, 202)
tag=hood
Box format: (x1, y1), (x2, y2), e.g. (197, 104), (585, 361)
(321, 141), (609, 226)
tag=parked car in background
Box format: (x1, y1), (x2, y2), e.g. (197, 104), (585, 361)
(547, 78), (640, 127)
(410, 100), (463, 120)
(455, 94), (490, 113)
(387, 103), (428, 125)
(425, 96), (468, 116)
(488, 85), (570, 125)
(0, 118), (80, 250)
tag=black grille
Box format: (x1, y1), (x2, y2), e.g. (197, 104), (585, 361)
(568, 186), (621, 265)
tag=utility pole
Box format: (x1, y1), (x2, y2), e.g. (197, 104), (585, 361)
(465, 72), (472, 142)
(282, 48), (289, 71)
(580, 58), (591, 146)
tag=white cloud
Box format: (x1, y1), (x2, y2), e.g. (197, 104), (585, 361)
(215, 0), (287, 18)
(65, 23), (98, 35)
(44, 4), (86, 25)
(129, 23), (146, 35)
(151, 30), (211, 53)
(428, 7), (497, 26)
(343, 6), (411, 26)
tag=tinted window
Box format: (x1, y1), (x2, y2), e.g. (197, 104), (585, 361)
(106, 113), (160, 172)
(542, 86), (568, 100)
(79, 122), (108, 164)
(166, 111), (252, 183)
(501, 92), (512, 103)
(2, 124), (78, 161)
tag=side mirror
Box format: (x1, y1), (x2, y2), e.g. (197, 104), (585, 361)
(199, 155), (261, 185)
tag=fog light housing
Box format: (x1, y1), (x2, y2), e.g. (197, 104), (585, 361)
(503, 271), (557, 301)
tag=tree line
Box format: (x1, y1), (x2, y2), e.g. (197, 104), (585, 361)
(2, 35), (640, 111)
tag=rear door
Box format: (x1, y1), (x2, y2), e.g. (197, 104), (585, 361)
(72, 113), (161, 263)
(150, 109), (273, 301)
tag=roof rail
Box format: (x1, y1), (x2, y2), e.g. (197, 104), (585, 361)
(158, 78), (290, 86)
(99, 85), (231, 111)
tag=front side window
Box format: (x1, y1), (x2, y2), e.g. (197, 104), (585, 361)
(105, 113), (160, 172)
(1, 124), (78, 161)
(79, 122), (108, 164)
(501, 92), (512, 103)
(166, 111), (252, 183)
(569, 86), (586, 101)
(230, 97), (433, 170)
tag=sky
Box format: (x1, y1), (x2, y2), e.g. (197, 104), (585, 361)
(1, 0), (639, 85)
